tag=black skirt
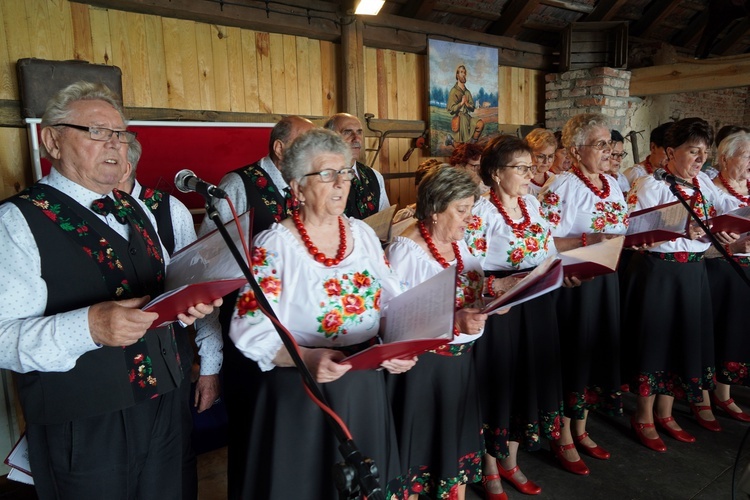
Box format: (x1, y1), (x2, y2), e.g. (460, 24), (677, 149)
(229, 361), (405, 500)
(556, 273), (622, 419)
(387, 348), (484, 499)
(620, 252), (714, 402)
(706, 257), (750, 386)
(474, 293), (564, 458)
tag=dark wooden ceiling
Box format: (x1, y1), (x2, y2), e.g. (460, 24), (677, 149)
(370, 0), (750, 61)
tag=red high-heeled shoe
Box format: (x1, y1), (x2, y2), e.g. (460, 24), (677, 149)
(631, 416), (667, 452)
(712, 394), (750, 422)
(573, 432), (611, 460)
(653, 413), (696, 443)
(691, 404), (722, 432)
(497, 464), (542, 495)
(549, 442), (590, 476)
(481, 474), (508, 500)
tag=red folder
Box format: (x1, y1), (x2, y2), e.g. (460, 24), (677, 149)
(339, 338), (450, 371)
(560, 236), (624, 280)
(623, 201), (689, 247)
(143, 278), (247, 328)
(706, 207), (750, 235)
(481, 256), (563, 314)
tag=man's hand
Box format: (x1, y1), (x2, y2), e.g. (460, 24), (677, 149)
(88, 297), (159, 346)
(176, 298), (223, 327)
(194, 374), (221, 413)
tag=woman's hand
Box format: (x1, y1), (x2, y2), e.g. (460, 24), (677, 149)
(454, 307), (488, 335)
(381, 357), (417, 374)
(492, 275), (524, 295)
(722, 233), (750, 253)
(563, 276), (582, 288)
(687, 223), (707, 240)
(301, 348), (352, 383)
(714, 231), (740, 246)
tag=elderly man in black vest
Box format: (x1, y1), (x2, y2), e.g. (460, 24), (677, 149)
(324, 112), (390, 218)
(0, 81), (218, 499)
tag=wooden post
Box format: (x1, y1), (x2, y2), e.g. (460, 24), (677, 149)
(341, 18), (365, 120)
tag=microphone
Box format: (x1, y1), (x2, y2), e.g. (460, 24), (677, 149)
(653, 168), (698, 189)
(174, 169), (227, 199)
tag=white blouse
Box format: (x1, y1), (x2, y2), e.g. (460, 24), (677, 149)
(230, 217), (403, 371)
(387, 236), (485, 344)
(466, 195), (557, 271)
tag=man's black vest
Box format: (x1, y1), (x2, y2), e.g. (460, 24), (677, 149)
(9, 186), (183, 425)
(345, 161), (381, 219)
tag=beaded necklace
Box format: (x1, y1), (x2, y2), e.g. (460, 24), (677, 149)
(571, 166), (610, 199)
(418, 221), (464, 275)
(718, 173), (750, 204)
(530, 171), (549, 187)
(490, 190), (531, 237)
(664, 167), (710, 216)
(292, 210), (347, 267)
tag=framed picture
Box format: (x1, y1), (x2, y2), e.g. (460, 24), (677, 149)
(427, 39), (499, 156)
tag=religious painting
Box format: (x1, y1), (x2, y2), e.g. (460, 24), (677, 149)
(428, 39), (499, 156)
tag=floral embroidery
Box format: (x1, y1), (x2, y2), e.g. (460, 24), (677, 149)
(484, 405), (564, 456)
(128, 342), (157, 390)
(653, 252), (704, 263)
(634, 368), (715, 402)
(718, 361), (750, 385)
(565, 386), (622, 420)
(240, 164), (287, 222)
(347, 165), (380, 219)
(140, 187), (163, 212)
(431, 341), (474, 357)
(589, 200), (628, 232)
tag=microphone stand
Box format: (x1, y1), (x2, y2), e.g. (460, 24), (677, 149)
(666, 182), (750, 289)
(203, 196), (385, 500)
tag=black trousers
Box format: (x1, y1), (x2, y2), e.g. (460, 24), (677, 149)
(27, 388), (183, 500)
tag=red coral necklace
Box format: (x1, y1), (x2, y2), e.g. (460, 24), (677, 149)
(293, 210), (347, 267)
(530, 172), (549, 187)
(418, 221), (463, 274)
(490, 190), (531, 236)
(571, 166), (610, 199)
(718, 173), (750, 204)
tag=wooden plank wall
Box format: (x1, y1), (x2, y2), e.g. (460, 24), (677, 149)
(0, 0), (544, 207)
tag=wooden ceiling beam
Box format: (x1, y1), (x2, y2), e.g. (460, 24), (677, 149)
(630, 0), (682, 38)
(671, 11), (708, 47)
(486, 0), (542, 37)
(398, 0), (436, 20)
(540, 0), (593, 15)
(712, 17), (750, 55)
(585, 0), (629, 22)
(630, 54), (750, 96)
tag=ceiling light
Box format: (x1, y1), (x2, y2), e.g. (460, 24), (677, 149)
(354, 0), (384, 15)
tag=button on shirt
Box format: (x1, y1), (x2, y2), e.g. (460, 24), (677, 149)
(0, 169), (167, 373)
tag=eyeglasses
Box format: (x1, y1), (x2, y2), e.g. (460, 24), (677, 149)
(302, 168), (356, 183)
(501, 164), (537, 175)
(534, 153), (555, 163)
(579, 140), (613, 151)
(610, 151), (629, 160)
(56, 123), (137, 144)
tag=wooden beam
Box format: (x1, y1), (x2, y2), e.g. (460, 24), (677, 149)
(341, 18), (365, 118)
(712, 17), (750, 55)
(398, 0), (436, 20)
(630, 0), (682, 38)
(540, 0), (593, 15)
(630, 54), (750, 96)
(487, 0), (542, 37)
(584, 0), (629, 22)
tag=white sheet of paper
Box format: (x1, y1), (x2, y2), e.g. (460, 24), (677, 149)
(363, 205), (398, 241)
(5, 434), (31, 476)
(559, 235), (624, 268)
(626, 202), (688, 235)
(383, 266), (456, 343)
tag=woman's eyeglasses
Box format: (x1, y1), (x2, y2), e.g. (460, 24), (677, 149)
(610, 151), (628, 160)
(534, 153), (555, 164)
(501, 164), (538, 175)
(579, 140), (613, 151)
(303, 168), (356, 183)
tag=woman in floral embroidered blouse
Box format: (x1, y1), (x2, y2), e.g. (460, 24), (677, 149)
(228, 129), (415, 500)
(538, 113), (628, 475)
(465, 135), (563, 498)
(707, 131), (750, 422)
(386, 165), (488, 500)
(622, 118), (742, 453)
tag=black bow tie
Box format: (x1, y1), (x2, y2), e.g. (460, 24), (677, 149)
(91, 196), (128, 224)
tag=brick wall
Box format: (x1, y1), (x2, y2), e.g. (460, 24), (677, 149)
(668, 88), (748, 133)
(545, 67), (632, 131)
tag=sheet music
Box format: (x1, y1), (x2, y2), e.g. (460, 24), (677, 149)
(383, 266), (455, 343)
(626, 202), (688, 235)
(363, 205), (398, 241)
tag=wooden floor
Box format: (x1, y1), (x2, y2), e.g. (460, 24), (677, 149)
(197, 447), (228, 500)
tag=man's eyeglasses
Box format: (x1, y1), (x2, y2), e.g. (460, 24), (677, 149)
(502, 164), (537, 175)
(579, 140), (613, 151)
(610, 151), (629, 160)
(303, 168), (356, 183)
(534, 153), (555, 164)
(56, 123), (137, 144)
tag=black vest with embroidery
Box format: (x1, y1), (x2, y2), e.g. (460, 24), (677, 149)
(8, 185), (183, 425)
(234, 160), (290, 235)
(345, 161), (381, 219)
(138, 187), (176, 255)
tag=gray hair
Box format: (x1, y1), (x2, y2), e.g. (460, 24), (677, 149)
(562, 113), (611, 149)
(281, 129), (352, 184)
(718, 131), (750, 160)
(125, 138), (142, 184)
(40, 81), (126, 160)
(415, 165), (479, 221)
